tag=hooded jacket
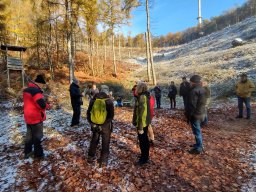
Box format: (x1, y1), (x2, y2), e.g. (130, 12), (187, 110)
(132, 91), (151, 130)
(23, 82), (49, 124)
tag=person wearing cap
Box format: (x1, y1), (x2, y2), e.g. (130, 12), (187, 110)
(23, 74), (50, 159)
(185, 75), (206, 154)
(69, 78), (83, 127)
(87, 85), (114, 167)
(235, 73), (255, 119)
(179, 76), (190, 111)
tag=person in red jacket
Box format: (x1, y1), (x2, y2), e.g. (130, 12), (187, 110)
(23, 75), (50, 159)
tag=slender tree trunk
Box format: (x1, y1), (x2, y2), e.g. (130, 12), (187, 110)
(118, 34), (121, 61)
(103, 33), (107, 73)
(47, 3), (54, 80)
(112, 30), (117, 76)
(89, 38), (95, 76)
(146, 0), (156, 85)
(55, 19), (59, 68)
(145, 32), (151, 82)
(36, 22), (40, 67)
(66, 0), (75, 83)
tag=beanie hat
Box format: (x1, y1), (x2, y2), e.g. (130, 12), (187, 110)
(100, 85), (109, 95)
(73, 78), (79, 84)
(190, 75), (202, 84)
(34, 75), (46, 84)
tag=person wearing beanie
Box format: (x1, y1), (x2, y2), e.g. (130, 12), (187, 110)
(185, 75), (207, 154)
(179, 77), (190, 111)
(23, 74), (50, 159)
(87, 84), (114, 167)
(235, 73), (255, 119)
(69, 78), (83, 127)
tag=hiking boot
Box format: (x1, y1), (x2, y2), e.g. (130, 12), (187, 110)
(70, 124), (79, 128)
(97, 159), (108, 168)
(189, 144), (196, 148)
(24, 152), (34, 159)
(135, 159), (149, 166)
(188, 148), (202, 155)
(34, 153), (45, 159)
(87, 156), (95, 164)
(235, 115), (243, 118)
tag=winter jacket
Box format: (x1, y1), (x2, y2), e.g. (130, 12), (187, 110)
(179, 81), (190, 96)
(69, 83), (82, 106)
(87, 92), (114, 125)
(153, 86), (162, 98)
(23, 83), (49, 124)
(236, 80), (255, 98)
(133, 92), (151, 131)
(186, 85), (206, 121)
(168, 85), (177, 98)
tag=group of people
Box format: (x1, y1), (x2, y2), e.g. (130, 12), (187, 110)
(22, 73), (255, 167)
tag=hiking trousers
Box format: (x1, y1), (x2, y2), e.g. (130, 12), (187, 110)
(24, 122), (44, 157)
(88, 122), (112, 164)
(71, 103), (81, 126)
(138, 126), (149, 162)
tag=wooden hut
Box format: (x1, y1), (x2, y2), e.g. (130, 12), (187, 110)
(1, 44), (27, 87)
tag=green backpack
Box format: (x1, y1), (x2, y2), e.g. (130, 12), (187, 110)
(90, 98), (107, 125)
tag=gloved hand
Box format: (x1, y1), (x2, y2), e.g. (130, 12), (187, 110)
(138, 129), (144, 135)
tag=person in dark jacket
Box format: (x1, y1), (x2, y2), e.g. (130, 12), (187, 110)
(87, 85), (114, 167)
(153, 84), (162, 108)
(186, 75), (206, 154)
(23, 75), (50, 159)
(69, 78), (83, 127)
(180, 77), (190, 111)
(133, 82), (151, 165)
(168, 81), (178, 109)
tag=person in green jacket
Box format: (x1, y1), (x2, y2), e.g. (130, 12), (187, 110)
(132, 82), (151, 165)
(235, 73), (255, 119)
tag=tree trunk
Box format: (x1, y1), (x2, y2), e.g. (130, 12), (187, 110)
(66, 0), (75, 83)
(146, 0), (156, 85)
(89, 38), (95, 76)
(145, 32), (151, 82)
(118, 34), (121, 61)
(55, 19), (59, 68)
(112, 30), (117, 76)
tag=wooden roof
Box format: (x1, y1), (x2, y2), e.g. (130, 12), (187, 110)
(1, 44), (27, 52)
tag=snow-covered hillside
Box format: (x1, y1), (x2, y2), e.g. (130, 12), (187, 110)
(133, 16), (256, 97)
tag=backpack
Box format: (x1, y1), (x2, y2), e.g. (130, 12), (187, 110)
(149, 95), (155, 120)
(90, 98), (107, 125)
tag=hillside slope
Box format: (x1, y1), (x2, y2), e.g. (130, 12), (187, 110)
(134, 16), (256, 98)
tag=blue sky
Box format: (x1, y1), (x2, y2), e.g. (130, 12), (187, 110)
(123, 0), (247, 37)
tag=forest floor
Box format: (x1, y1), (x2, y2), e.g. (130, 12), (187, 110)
(0, 99), (255, 192)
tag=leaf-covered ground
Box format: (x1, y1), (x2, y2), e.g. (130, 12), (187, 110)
(0, 101), (255, 191)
